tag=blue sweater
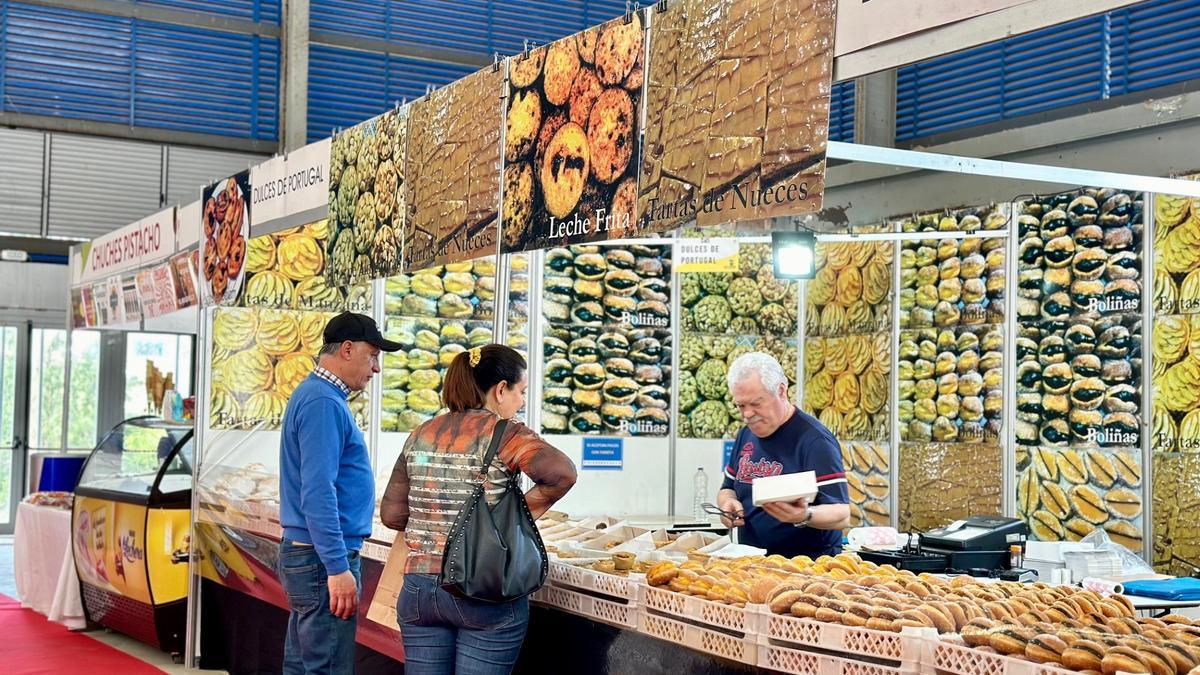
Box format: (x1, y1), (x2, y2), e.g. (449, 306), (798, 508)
(279, 373), (374, 575)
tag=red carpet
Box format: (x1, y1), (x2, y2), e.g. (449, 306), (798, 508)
(0, 594), (165, 674)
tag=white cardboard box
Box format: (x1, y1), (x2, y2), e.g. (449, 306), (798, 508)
(752, 471), (817, 507)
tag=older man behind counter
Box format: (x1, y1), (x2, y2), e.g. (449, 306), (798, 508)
(716, 352), (851, 558)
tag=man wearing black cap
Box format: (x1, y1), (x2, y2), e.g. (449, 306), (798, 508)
(278, 312), (401, 674)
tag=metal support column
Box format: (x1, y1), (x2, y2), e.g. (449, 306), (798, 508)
(281, 0), (311, 152)
(853, 71), (897, 148)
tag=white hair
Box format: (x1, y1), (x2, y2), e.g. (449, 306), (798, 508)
(727, 352), (788, 396)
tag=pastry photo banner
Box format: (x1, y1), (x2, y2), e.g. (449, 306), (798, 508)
(406, 66), (504, 271)
(501, 14), (646, 253)
(200, 171), (251, 307)
(637, 0), (836, 234)
(328, 108), (408, 286)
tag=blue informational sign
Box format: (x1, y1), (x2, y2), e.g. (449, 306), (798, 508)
(723, 440), (735, 471)
(581, 438), (623, 471)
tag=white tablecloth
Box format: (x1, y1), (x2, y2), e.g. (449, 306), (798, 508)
(13, 501), (87, 629)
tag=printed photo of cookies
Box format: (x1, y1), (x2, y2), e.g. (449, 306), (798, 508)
(897, 325), (1003, 443)
(379, 316), (494, 432)
(384, 256), (498, 324)
(638, 0), (835, 232)
(1153, 452), (1200, 574)
(542, 323), (671, 437)
(1014, 316), (1142, 449)
(898, 442), (1001, 533)
(803, 332), (890, 442)
(241, 221), (372, 313)
(1015, 188), (1144, 323)
(208, 307), (370, 431)
(407, 67), (503, 270)
(840, 441), (891, 528)
(679, 334), (797, 439)
(806, 240), (893, 337)
(1016, 446), (1143, 553)
(328, 107), (407, 286)
(541, 244), (670, 329)
(1154, 180), (1200, 314)
(1150, 314), (1200, 453)
(501, 15), (644, 253)
(200, 171), (251, 306)
(680, 243), (799, 337)
(898, 207), (1009, 234)
(897, 206), (1007, 329)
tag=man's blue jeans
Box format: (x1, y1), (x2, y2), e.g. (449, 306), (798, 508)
(398, 573), (530, 675)
(279, 540), (361, 675)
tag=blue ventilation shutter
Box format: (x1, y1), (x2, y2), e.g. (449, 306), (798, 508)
(310, 1), (629, 57)
(2, 3), (133, 124)
(307, 43), (478, 141)
(136, 0), (281, 24)
(311, 0), (387, 40)
(829, 80), (855, 143)
(134, 22), (279, 139)
(490, 1), (586, 53)
(385, 56), (477, 103)
(391, 1), (493, 52)
(897, 14), (1105, 141)
(308, 44), (389, 140)
(1108, 0), (1200, 96)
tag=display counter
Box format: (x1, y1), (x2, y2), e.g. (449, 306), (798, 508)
(72, 417), (193, 656)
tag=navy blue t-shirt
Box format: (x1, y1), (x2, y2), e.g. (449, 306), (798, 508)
(722, 408), (849, 558)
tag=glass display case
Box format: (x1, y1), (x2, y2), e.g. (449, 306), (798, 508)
(72, 416), (193, 657)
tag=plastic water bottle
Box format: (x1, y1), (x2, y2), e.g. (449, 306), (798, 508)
(693, 467), (708, 521)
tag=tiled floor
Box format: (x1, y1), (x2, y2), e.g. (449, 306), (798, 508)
(1, 535), (223, 674)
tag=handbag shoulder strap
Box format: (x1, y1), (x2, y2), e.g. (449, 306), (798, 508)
(479, 418), (509, 474)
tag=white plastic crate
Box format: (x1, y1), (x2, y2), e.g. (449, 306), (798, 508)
(756, 610), (925, 667)
(758, 640), (923, 675)
(931, 639), (1076, 675)
(640, 585), (756, 635)
(532, 585), (638, 629)
(639, 612), (758, 666)
(547, 562), (640, 602)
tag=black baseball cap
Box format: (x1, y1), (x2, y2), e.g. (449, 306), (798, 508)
(323, 312), (403, 352)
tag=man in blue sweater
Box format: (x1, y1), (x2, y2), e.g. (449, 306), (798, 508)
(278, 311), (400, 674)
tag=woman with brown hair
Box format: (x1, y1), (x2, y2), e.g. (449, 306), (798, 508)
(380, 344), (576, 675)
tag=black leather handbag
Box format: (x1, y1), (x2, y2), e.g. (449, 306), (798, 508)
(439, 419), (549, 602)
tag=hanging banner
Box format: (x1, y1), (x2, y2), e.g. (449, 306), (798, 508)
(153, 263), (179, 316)
(170, 251), (199, 309)
(405, 66), (503, 270)
(638, 0), (835, 234)
(327, 109), (406, 285)
(81, 285), (98, 327)
(199, 171), (251, 306)
(251, 137), (332, 238)
(121, 274), (142, 324)
(499, 14), (645, 253)
(76, 206), (177, 285)
(71, 288), (86, 328)
(136, 269), (161, 319)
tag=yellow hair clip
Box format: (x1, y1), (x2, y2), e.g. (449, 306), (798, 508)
(468, 347), (482, 367)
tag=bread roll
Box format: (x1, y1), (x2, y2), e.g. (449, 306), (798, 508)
(1103, 646), (1151, 675)
(1064, 640), (1107, 672)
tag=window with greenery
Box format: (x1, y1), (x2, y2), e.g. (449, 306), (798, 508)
(27, 329), (102, 452)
